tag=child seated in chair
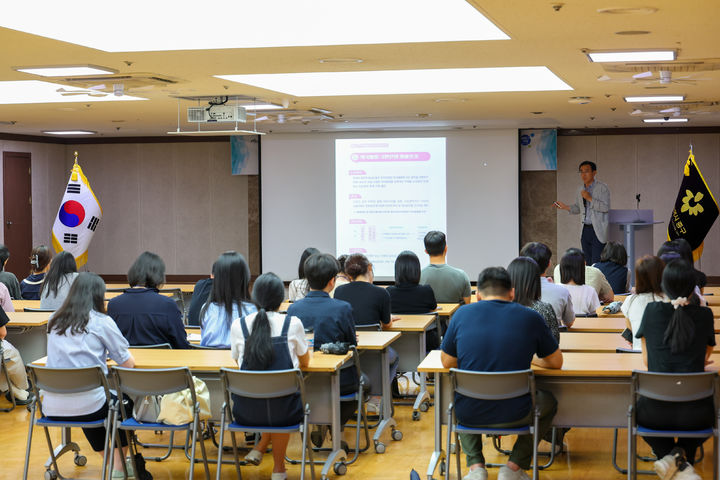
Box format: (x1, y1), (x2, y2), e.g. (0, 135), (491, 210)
(0, 308), (33, 405)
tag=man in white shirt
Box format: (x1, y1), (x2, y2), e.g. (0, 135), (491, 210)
(520, 242), (575, 327)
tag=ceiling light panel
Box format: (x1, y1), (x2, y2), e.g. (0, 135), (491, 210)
(587, 51), (676, 62)
(216, 67), (572, 96)
(0, 81), (146, 104)
(643, 118), (688, 123)
(624, 95), (685, 103)
(1, 0), (508, 52)
(15, 66), (116, 77)
(43, 130), (96, 135)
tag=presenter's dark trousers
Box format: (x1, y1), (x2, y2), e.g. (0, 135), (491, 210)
(581, 224), (605, 265)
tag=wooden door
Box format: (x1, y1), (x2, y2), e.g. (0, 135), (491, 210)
(3, 152), (32, 277)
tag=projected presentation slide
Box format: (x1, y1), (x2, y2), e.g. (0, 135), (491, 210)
(336, 137), (446, 277)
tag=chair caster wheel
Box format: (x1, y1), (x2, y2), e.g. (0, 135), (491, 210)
(74, 454), (87, 466)
(374, 441), (386, 454)
(392, 429), (403, 441)
(45, 469), (58, 480)
(412, 411), (421, 421)
(333, 462), (347, 475)
(420, 401), (430, 412)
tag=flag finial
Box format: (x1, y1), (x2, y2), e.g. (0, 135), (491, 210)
(73, 151), (79, 165)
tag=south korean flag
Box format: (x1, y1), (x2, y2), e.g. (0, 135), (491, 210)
(51, 154), (103, 268)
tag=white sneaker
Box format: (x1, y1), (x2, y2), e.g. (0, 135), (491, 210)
(654, 454), (680, 480)
(366, 399), (381, 415)
(674, 463), (702, 480)
(462, 466), (488, 480)
(497, 466), (530, 480)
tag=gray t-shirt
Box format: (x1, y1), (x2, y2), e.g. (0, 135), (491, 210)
(40, 272), (79, 310)
(0, 271), (21, 300)
(420, 263), (471, 304)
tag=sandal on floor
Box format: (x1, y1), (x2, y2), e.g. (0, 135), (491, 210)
(244, 449), (263, 466)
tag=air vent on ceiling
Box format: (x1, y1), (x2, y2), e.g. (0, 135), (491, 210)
(602, 59), (720, 74)
(59, 72), (180, 90)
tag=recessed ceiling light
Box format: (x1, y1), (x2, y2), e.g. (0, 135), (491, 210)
(319, 58), (364, 64)
(531, 111), (544, 114)
(215, 67), (572, 96)
(624, 95), (685, 102)
(43, 130), (96, 135)
(643, 118), (688, 123)
(614, 30), (651, 35)
(14, 65), (117, 77)
(568, 96), (591, 104)
(587, 50), (675, 62)
(0, 80), (146, 104)
(0, 0), (508, 52)
(242, 103), (283, 111)
(434, 98), (467, 103)
(597, 7), (658, 14)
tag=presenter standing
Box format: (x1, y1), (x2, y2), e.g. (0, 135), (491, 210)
(554, 161), (610, 265)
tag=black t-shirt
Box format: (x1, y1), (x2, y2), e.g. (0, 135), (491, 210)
(636, 302), (715, 373)
(594, 261), (627, 294)
(0, 308), (9, 328)
(386, 283), (437, 314)
(334, 281), (391, 327)
(188, 278), (213, 326)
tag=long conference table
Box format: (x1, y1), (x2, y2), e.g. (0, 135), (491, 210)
(417, 349), (720, 480)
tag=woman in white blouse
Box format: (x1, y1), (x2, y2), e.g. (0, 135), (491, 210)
(288, 247), (319, 301)
(559, 248), (600, 315)
(621, 256), (666, 350)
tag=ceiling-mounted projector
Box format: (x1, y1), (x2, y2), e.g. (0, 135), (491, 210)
(187, 105), (247, 123)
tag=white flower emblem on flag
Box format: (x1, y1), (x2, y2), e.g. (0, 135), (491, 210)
(51, 153), (102, 268)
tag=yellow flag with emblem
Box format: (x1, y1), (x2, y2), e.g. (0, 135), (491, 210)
(51, 152), (102, 268)
(667, 148), (719, 261)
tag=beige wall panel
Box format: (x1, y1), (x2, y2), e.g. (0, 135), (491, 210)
(556, 136), (596, 261)
(208, 142), (249, 263)
(138, 143), (177, 271)
(677, 134), (720, 274)
(173, 143), (213, 274)
(596, 135), (636, 211)
(74, 144), (142, 273)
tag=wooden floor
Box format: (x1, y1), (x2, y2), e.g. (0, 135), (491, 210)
(1, 395), (715, 480)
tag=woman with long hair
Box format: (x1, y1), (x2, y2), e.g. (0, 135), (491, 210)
(40, 251), (78, 310)
(620, 256), (666, 350)
(44, 272), (136, 477)
(200, 251), (256, 348)
(288, 247), (320, 301)
(507, 256), (559, 341)
(229, 272), (310, 480)
(20, 245), (52, 300)
(636, 260), (714, 478)
(559, 248), (600, 315)
(108, 251), (190, 349)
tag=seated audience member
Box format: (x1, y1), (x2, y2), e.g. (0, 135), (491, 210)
(0, 244), (21, 300)
(187, 259), (217, 327)
(593, 241), (629, 295)
(0, 308), (33, 405)
(334, 253), (398, 407)
(559, 249), (601, 316)
(508, 257), (560, 342)
(108, 251), (190, 349)
(20, 245), (52, 300)
(553, 253), (622, 303)
(329, 254), (350, 297)
(44, 273), (136, 478)
(387, 251), (438, 314)
(286, 253), (358, 444)
(441, 267), (562, 480)
(636, 260), (714, 478)
(288, 247), (320, 302)
(658, 239), (707, 304)
(519, 242), (574, 328)
(0, 282), (13, 313)
(39, 252), (78, 310)
(420, 231), (471, 304)
(230, 272), (310, 477)
(553, 251), (613, 303)
(621, 256), (666, 351)
(200, 251), (256, 349)
(387, 250), (439, 350)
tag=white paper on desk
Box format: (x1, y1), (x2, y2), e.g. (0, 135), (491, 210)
(187, 333), (201, 342)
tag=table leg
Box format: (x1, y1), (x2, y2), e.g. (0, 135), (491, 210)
(45, 428), (82, 469)
(320, 372), (347, 479)
(373, 348), (399, 452)
(426, 372), (445, 480)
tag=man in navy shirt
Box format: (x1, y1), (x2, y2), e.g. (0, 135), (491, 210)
(286, 253), (358, 446)
(441, 267), (562, 480)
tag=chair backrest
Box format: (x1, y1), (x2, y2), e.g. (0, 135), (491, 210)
(450, 368), (534, 401)
(632, 370), (717, 403)
(220, 368), (303, 400)
(24, 307), (55, 313)
(28, 365), (109, 395)
(129, 343), (172, 349)
(111, 366), (195, 399)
